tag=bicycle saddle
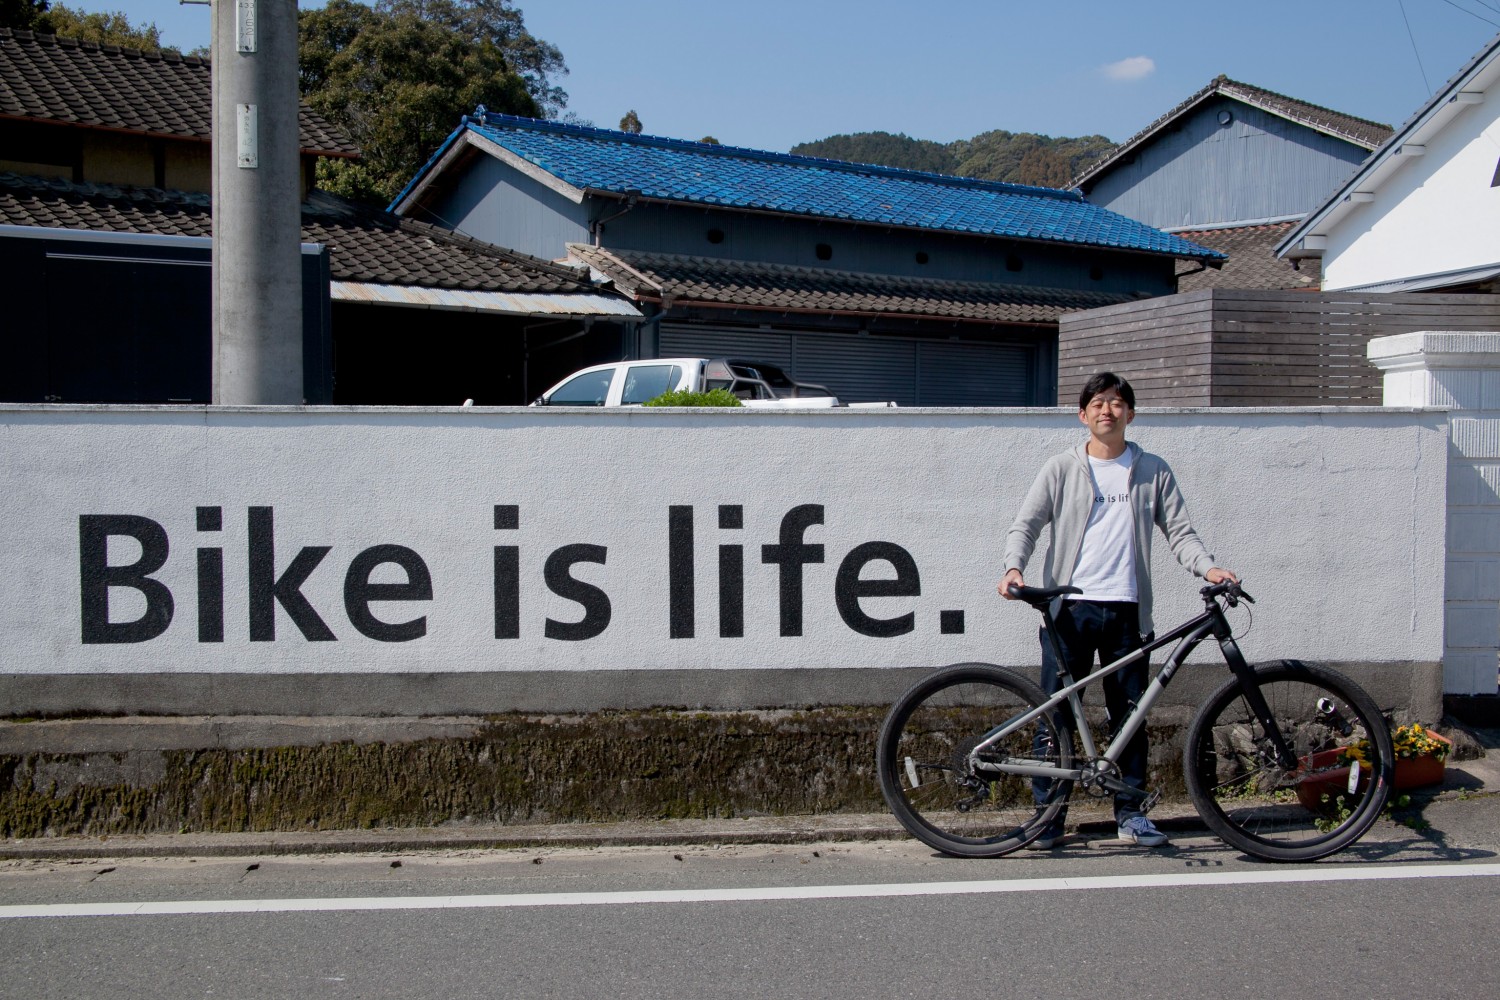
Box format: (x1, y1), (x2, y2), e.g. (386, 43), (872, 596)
(1007, 584), (1082, 608)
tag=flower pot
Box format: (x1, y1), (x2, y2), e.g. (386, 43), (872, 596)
(1392, 731), (1451, 790)
(1295, 731), (1451, 812)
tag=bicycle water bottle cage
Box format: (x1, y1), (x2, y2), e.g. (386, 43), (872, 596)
(1009, 584), (1082, 609)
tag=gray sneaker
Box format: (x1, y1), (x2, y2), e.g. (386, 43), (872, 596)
(1117, 815), (1168, 847)
(1025, 818), (1066, 850)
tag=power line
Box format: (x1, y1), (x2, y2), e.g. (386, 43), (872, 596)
(1437, 0), (1500, 28)
(1398, 0), (1433, 95)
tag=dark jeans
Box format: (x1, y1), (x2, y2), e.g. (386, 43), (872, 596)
(1033, 600), (1150, 825)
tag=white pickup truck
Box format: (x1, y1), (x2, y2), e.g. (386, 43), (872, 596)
(531, 358), (853, 408)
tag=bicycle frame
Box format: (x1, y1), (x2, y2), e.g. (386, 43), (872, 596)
(970, 593), (1295, 797)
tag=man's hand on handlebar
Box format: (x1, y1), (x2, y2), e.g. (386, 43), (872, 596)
(998, 568), (1024, 599)
(1205, 567), (1239, 585)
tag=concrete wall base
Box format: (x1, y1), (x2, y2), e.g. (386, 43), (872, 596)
(0, 659), (1445, 839)
(1, 660), (1441, 718)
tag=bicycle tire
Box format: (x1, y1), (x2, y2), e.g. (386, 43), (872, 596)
(876, 662), (1073, 858)
(1184, 660), (1395, 862)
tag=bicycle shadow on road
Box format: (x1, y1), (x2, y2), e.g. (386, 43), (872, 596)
(981, 823), (1496, 866)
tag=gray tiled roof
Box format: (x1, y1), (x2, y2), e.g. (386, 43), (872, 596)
(569, 244), (1134, 324)
(0, 172), (597, 293)
(1074, 76), (1392, 188)
(0, 28), (358, 156)
(1172, 222), (1321, 292)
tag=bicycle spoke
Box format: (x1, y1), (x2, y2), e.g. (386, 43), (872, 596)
(1185, 662), (1393, 861)
(877, 664), (1071, 857)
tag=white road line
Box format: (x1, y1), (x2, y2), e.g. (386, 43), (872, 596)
(3, 863), (1496, 919)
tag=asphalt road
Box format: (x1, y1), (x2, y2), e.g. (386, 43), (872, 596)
(2, 806), (1498, 1000)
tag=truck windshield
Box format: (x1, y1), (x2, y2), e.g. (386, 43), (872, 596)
(546, 368), (613, 405)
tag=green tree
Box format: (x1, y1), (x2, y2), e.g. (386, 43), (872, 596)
(619, 109), (642, 134)
(791, 132), (956, 174)
(299, 0), (544, 206)
(380, 1), (567, 117)
(32, 3), (162, 50)
(698, 136), (720, 145)
(1014, 146), (1072, 188)
(0, 0), (47, 31)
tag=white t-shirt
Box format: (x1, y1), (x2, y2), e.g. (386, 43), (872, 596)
(1070, 450), (1138, 602)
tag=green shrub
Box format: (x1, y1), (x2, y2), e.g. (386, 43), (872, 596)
(642, 388), (743, 407)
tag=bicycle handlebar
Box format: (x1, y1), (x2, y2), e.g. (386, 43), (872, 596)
(1008, 580), (1252, 609)
(1201, 580), (1254, 607)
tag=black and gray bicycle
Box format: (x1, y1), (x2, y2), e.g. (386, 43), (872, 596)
(876, 581), (1396, 862)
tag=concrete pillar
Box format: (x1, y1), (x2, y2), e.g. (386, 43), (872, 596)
(1369, 331), (1500, 696)
(211, 0), (303, 404)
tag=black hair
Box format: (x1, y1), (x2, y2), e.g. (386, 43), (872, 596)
(1078, 372), (1135, 411)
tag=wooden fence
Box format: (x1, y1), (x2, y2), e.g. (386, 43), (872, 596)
(1057, 289), (1500, 406)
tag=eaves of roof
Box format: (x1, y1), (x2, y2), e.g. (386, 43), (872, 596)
(1275, 29), (1500, 261)
(567, 243), (1135, 326)
(0, 171), (608, 298)
(1073, 76), (1392, 190)
(391, 112), (1225, 264)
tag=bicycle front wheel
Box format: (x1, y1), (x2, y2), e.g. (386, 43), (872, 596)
(876, 663), (1072, 858)
(1184, 660), (1395, 862)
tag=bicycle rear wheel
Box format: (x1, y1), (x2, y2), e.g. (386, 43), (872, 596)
(876, 663), (1072, 858)
(1184, 660), (1394, 862)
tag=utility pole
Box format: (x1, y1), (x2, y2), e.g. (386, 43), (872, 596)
(210, 0), (303, 404)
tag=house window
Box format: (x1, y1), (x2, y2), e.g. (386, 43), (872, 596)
(707, 228), (725, 244)
(815, 243), (833, 261)
(1005, 254), (1023, 272)
(915, 251), (930, 265)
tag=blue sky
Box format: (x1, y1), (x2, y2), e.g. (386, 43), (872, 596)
(120, 1), (1498, 152)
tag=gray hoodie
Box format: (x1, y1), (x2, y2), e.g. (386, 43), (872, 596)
(1003, 441), (1217, 633)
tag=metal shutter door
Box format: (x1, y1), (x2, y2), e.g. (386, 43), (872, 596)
(917, 340), (1032, 406)
(659, 325), (793, 368)
(790, 334), (917, 406)
(661, 323), (1035, 406)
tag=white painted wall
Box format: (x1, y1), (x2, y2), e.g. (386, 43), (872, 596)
(0, 405), (1446, 702)
(1371, 331), (1500, 695)
(1321, 98), (1500, 291)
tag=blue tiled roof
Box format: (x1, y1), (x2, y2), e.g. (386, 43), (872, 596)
(394, 113), (1224, 261)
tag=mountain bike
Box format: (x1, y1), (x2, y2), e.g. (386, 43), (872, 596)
(876, 581), (1396, 862)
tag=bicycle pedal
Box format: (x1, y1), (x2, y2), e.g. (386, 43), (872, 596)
(1140, 790), (1162, 814)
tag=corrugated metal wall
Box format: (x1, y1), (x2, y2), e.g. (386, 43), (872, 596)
(1085, 99), (1373, 230)
(661, 323), (1037, 406)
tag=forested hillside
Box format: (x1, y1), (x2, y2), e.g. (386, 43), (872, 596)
(790, 130), (1117, 189)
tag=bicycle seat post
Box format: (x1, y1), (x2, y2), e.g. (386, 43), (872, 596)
(1009, 584), (1083, 686)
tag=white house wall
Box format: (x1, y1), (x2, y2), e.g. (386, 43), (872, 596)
(0, 405), (1445, 715)
(1321, 101), (1500, 290)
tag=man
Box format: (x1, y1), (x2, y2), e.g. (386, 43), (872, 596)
(999, 372), (1236, 848)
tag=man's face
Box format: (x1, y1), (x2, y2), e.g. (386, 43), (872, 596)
(1079, 389), (1134, 441)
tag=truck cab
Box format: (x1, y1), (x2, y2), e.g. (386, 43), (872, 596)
(531, 358), (842, 408)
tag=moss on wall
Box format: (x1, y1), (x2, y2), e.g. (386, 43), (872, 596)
(0, 709), (892, 838)
(0, 706), (1201, 838)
